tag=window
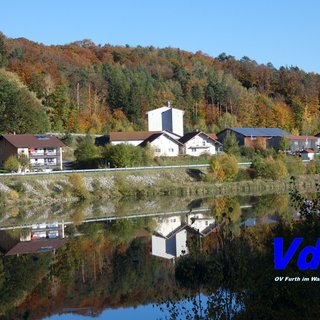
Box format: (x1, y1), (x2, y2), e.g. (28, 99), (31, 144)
(191, 148), (196, 152)
(202, 141), (206, 146)
(168, 148), (174, 152)
(155, 148), (161, 152)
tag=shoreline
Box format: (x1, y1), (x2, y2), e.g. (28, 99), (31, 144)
(0, 168), (318, 206)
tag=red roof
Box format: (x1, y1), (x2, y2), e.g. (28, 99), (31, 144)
(288, 136), (318, 140)
(301, 149), (315, 153)
(2, 134), (65, 148)
(110, 131), (160, 142)
(6, 239), (66, 256)
(208, 133), (218, 140)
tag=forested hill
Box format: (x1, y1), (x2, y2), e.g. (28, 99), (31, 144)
(0, 32), (319, 135)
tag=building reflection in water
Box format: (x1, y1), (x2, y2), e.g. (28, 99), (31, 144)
(151, 212), (216, 260)
(0, 221), (66, 256)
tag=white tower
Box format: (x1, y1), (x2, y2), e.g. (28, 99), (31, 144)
(146, 102), (184, 137)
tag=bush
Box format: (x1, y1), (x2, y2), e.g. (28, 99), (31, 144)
(251, 156), (288, 180)
(236, 169), (251, 181)
(74, 134), (99, 168)
(285, 156), (304, 176)
(240, 146), (256, 159)
(10, 181), (26, 194)
(3, 155), (19, 172)
(305, 160), (320, 175)
(209, 154), (239, 182)
(69, 173), (90, 200)
(103, 144), (150, 168)
(61, 133), (73, 146)
(8, 190), (19, 200)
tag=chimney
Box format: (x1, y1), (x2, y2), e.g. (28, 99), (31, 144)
(167, 101), (171, 108)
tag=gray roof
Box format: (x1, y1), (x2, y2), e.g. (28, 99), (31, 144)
(228, 128), (292, 137)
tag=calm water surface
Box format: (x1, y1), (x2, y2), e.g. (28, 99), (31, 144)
(0, 193), (318, 319)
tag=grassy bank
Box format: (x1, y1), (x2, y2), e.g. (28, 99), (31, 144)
(0, 168), (318, 207)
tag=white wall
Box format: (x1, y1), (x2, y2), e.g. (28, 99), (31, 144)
(175, 229), (188, 257)
(150, 135), (180, 157)
(147, 106), (169, 132)
(184, 134), (218, 156)
(17, 148), (29, 156)
(155, 215), (182, 237)
(147, 106), (184, 136)
(171, 108), (184, 137)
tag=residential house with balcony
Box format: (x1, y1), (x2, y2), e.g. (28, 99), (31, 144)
(0, 134), (65, 171)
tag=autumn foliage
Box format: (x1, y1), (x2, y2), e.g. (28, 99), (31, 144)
(0, 32), (320, 134)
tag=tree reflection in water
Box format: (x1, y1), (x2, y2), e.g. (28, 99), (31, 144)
(160, 186), (320, 319)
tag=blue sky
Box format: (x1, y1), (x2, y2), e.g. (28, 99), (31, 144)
(2, 0), (320, 72)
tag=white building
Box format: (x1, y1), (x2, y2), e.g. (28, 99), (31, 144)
(146, 102), (184, 137)
(179, 131), (222, 156)
(187, 213), (216, 236)
(151, 215), (188, 260)
(139, 132), (183, 157)
(109, 131), (160, 146)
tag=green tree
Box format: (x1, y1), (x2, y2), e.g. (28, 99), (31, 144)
(209, 154), (239, 182)
(222, 132), (240, 156)
(279, 136), (291, 153)
(74, 134), (100, 168)
(0, 33), (8, 67)
(103, 144), (145, 168)
(251, 156), (288, 180)
(0, 70), (49, 133)
(3, 155), (19, 172)
(69, 173), (90, 200)
(18, 154), (29, 171)
(44, 85), (76, 131)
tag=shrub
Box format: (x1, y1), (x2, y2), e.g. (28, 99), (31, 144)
(8, 190), (19, 200)
(285, 156), (304, 176)
(223, 132), (240, 156)
(305, 160), (319, 175)
(69, 173), (90, 200)
(103, 144), (148, 168)
(74, 134), (100, 168)
(10, 181), (26, 194)
(251, 156), (288, 180)
(4, 155), (19, 172)
(209, 154), (239, 182)
(240, 146), (256, 159)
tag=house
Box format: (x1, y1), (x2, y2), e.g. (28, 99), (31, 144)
(146, 102), (184, 137)
(109, 131), (160, 146)
(217, 128), (292, 149)
(0, 222), (66, 257)
(5, 238), (67, 256)
(139, 132), (183, 157)
(300, 149), (315, 160)
(151, 215), (188, 259)
(187, 213), (216, 236)
(286, 136), (319, 152)
(0, 134), (65, 171)
(178, 131), (222, 156)
(152, 228), (188, 260)
(151, 212), (217, 260)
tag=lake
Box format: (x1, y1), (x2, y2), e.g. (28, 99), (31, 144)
(0, 192), (319, 319)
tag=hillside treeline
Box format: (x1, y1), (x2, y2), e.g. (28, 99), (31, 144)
(0, 32), (319, 134)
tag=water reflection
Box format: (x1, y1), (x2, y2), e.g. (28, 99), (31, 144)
(1, 193), (316, 319)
